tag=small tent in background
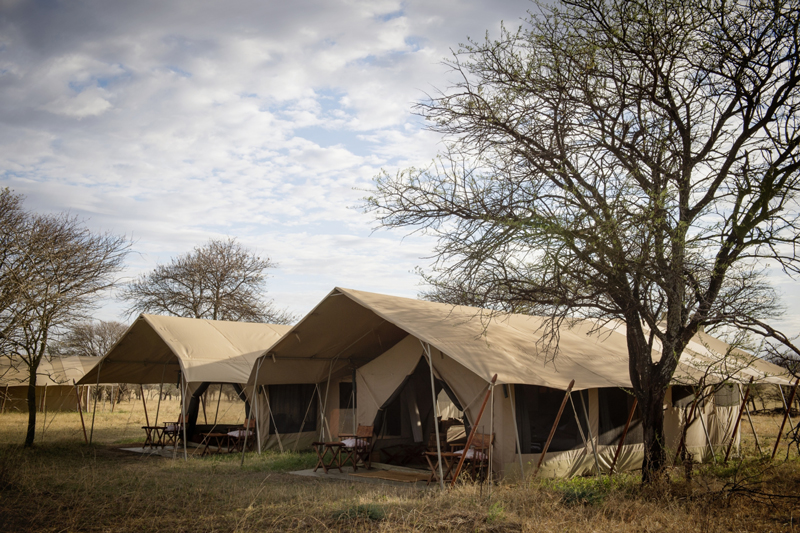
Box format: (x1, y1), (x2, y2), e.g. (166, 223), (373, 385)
(0, 356), (97, 413)
(248, 287), (792, 479)
(78, 314), (291, 446)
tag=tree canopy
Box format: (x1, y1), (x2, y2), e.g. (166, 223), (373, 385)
(0, 189), (130, 445)
(365, 0), (800, 479)
(121, 237), (294, 324)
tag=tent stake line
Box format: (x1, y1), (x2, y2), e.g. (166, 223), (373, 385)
(74, 380), (88, 444)
(422, 341), (445, 490)
(772, 377), (800, 459)
(674, 379), (704, 465)
(451, 374), (498, 487)
(609, 398), (638, 476)
(533, 379), (575, 480)
(725, 378), (753, 463)
(140, 384), (149, 427)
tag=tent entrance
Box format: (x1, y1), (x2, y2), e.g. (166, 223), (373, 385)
(372, 357), (464, 465)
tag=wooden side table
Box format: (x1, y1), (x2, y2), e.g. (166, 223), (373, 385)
(312, 441), (345, 473)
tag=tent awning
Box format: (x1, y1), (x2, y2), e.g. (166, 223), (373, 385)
(78, 314), (291, 385)
(249, 287), (793, 390)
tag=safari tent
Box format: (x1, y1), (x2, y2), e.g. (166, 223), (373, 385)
(247, 287), (792, 479)
(1, 356), (97, 413)
(78, 314), (291, 445)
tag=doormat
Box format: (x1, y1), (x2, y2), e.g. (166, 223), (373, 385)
(350, 470), (431, 483)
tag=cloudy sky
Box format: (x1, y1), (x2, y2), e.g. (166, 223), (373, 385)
(1, 0), (798, 336)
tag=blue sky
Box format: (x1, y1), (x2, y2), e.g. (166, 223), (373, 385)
(1, 0), (798, 338)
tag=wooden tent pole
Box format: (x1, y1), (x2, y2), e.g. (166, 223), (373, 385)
(772, 378), (800, 459)
(201, 392), (207, 424)
(74, 380), (88, 444)
(533, 379), (575, 479)
(40, 382), (47, 413)
(2, 383), (8, 413)
(725, 378), (753, 463)
(450, 374), (498, 487)
(140, 384), (150, 427)
(609, 397), (638, 476)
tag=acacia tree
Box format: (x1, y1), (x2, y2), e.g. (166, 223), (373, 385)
(0, 190), (129, 446)
(365, 0), (800, 480)
(121, 237), (294, 324)
(52, 320), (128, 359)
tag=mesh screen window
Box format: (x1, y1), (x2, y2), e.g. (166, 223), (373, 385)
(714, 383), (739, 407)
(268, 384), (317, 434)
(339, 382), (355, 409)
(597, 388), (643, 445)
(514, 385), (589, 453)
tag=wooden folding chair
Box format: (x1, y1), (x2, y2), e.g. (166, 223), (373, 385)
(162, 414), (184, 448)
(228, 418), (256, 453)
(340, 425), (374, 471)
(454, 433), (494, 481)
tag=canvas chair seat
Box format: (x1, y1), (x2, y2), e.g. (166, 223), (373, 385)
(229, 419), (256, 453)
(340, 424), (373, 471)
(453, 448), (487, 461)
(340, 437), (369, 448)
(454, 433), (494, 481)
(162, 415), (184, 447)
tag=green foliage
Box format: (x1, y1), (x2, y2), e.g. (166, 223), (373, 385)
(545, 475), (634, 506)
(486, 501), (505, 523)
(332, 503), (386, 521)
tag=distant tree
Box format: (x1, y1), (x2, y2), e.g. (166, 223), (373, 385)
(0, 190), (129, 446)
(51, 320), (128, 358)
(121, 237), (294, 324)
(365, 0), (800, 481)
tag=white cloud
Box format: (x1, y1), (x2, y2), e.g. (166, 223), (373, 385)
(3, 0), (795, 339)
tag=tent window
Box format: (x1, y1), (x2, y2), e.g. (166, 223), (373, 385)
(714, 384), (738, 407)
(382, 394), (402, 436)
(514, 385), (588, 453)
(339, 382), (355, 409)
(671, 385), (698, 408)
(597, 388), (643, 445)
(268, 384), (317, 434)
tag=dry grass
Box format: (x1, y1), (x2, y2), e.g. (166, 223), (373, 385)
(1, 401), (799, 532)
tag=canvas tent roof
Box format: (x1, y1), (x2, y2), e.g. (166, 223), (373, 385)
(79, 314), (292, 385)
(249, 287), (792, 390)
(1, 356), (97, 387)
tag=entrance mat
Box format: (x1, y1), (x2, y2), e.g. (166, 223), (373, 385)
(350, 469), (431, 483)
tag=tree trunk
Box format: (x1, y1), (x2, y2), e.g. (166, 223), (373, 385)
(25, 377), (36, 447)
(640, 389), (667, 482)
(626, 318), (673, 483)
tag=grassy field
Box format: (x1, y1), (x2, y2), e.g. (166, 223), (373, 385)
(1, 398), (799, 532)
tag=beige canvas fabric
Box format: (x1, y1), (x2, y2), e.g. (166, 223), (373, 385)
(79, 314), (291, 385)
(1, 356), (97, 387)
(252, 288), (792, 391)
(247, 287), (785, 476)
(1, 356), (97, 412)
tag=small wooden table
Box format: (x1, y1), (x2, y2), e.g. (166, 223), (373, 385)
(142, 425), (164, 448)
(424, 451), (462, 486)
(312, 441), (345, 473)
(199, 432), (230, 456)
